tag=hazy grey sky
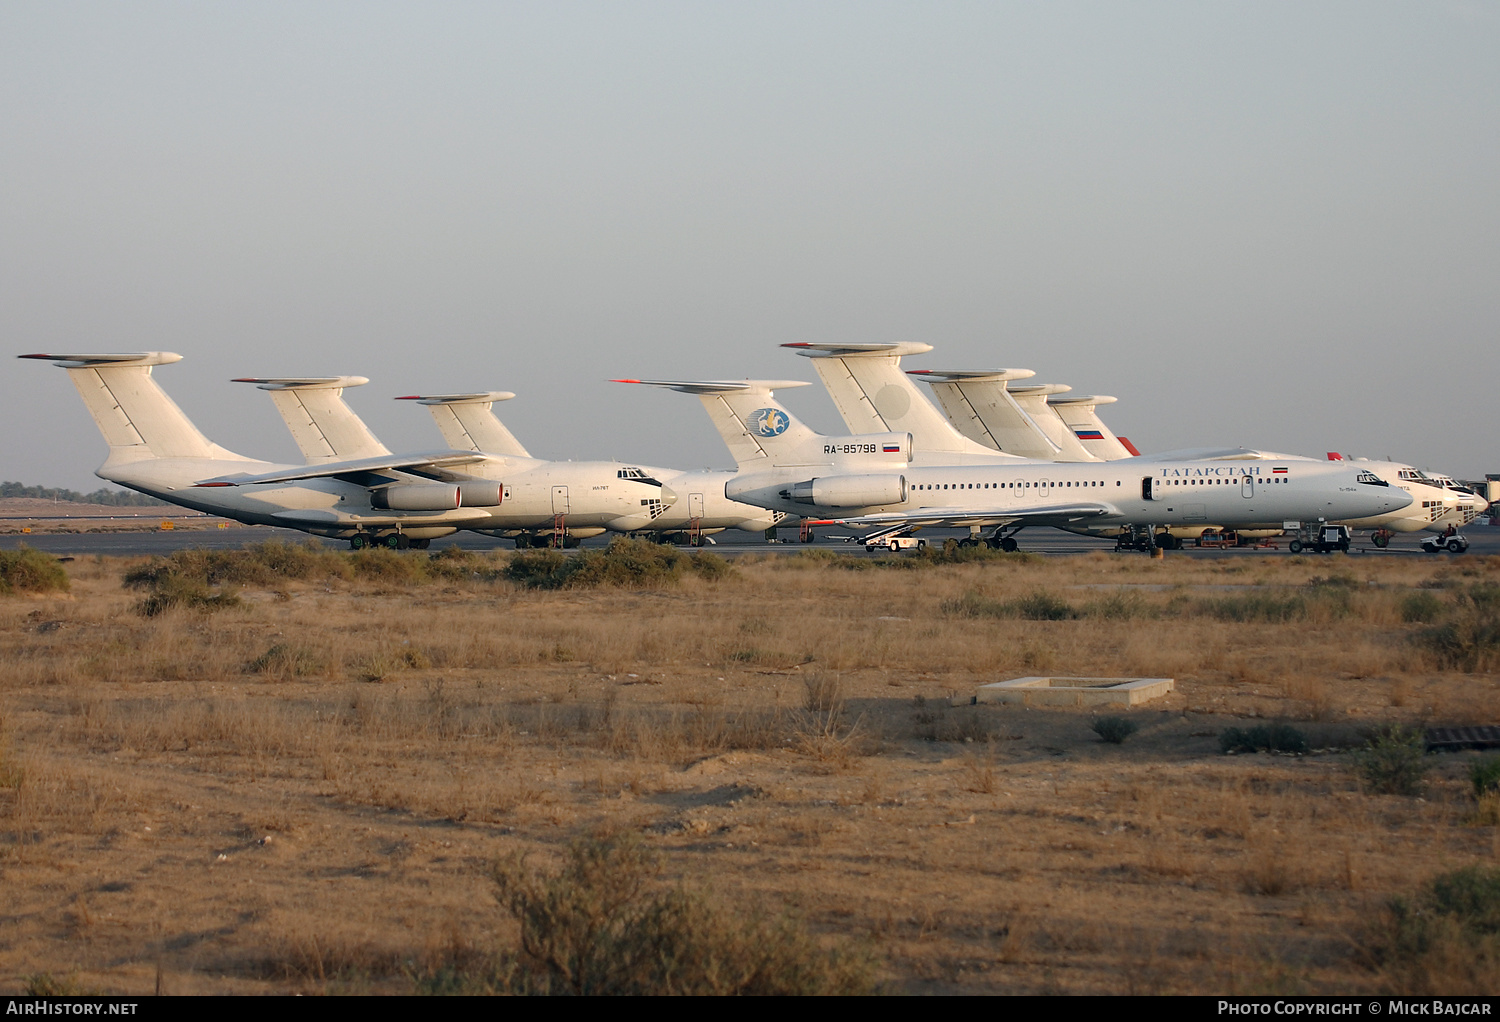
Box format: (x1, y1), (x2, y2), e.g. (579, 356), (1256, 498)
(3, 1), (1497, 490)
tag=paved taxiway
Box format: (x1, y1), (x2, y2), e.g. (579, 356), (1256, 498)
(4, 526), (1497, 560)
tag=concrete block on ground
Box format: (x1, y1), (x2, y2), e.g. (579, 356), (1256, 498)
(974, 676), (1174, 709)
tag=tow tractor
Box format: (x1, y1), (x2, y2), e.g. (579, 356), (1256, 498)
(1420, 530), (1470, 554)
(1286, 524), (1352, 554)
(866, 535), (927, 553)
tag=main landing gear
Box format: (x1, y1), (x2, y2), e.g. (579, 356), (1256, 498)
(981, 526), (1023, 552)
(348, 533), (429, 551)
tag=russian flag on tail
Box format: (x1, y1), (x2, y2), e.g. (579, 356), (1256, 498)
(1073, 429), (1105, 441)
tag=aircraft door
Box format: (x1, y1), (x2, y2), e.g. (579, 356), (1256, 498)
(1037, 479), (1050, 498)
(689, 492), (705, 519)
(1241, 474), (1254, 498)
(551, 486), (570, 515)
(1143, 476), (1159, 500)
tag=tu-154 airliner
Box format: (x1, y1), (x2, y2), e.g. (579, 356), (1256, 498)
(618, 377), (1413, 552)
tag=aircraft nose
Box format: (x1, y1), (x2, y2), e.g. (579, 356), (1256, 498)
(660, 484), (679, 506)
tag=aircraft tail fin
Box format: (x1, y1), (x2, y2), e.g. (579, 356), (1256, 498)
(233, 377), (390, 463)
(20, 352), (245, 465)
(906, 369), (1068, 459)
(1046, 393), (1135, 461)
(613, 379), (819, 469)
(783, 343), (1008, 458)
(394, 393), (530, 457)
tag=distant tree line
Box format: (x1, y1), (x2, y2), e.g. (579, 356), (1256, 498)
(0, 481), (169, 507)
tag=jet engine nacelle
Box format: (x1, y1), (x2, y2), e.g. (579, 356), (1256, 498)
(371, 482), (504, 510)
(787, 474), (907, 508)
(371, 484), (460, 511)
(455, 481), (503, 507)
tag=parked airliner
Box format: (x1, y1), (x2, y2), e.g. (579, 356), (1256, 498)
(621, 378), (1413, 551)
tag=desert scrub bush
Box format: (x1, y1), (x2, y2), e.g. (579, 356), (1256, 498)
(1218, 723), (1309, 755)
(245, 642), (325, 679)
(1355, 725), (1429, 796)
(489, 831), (874, 995)
(124, 540), (503, 594)
(0, 546), (69, 595)
(1199, 592), (1311, 623)
(1081, 590), (1156, 620)
(916, 541), (1040, 566)
(130, 573), (241, 617)
(1401, 591), (1444, 623)
(940, 589), (1074, 621)
(1090, 716), (1139, 744)
(506, 539), (732, 590)
(1471, 756), (1500, 799)
(1410, 584), (1500, 672)
(24, 973), (92, 996)
(1374, 865), (1500, 994)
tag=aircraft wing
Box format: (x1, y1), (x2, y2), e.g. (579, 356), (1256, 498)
(193, 451), (488, 487)
(1133, 447), (1318, 463)
(271, 508), (493, 527)
(808, 501), (1118, 531)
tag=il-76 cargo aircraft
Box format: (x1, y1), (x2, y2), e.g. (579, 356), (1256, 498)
(395, 391), (787, 543)
(22, 353), (676, 548)
(620, 378), (1413, 552)
(230, 375), (785, 545)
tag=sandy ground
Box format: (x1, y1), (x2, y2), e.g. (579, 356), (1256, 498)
(0, 550), (1496, 994)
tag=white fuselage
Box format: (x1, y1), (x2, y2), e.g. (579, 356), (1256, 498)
(621, 468), (782, 535)
(103, 453), (675, 539)
(727, 456), (1411, 531)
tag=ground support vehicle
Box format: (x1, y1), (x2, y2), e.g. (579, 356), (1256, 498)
(1421, 532), (1470, 554)
(867, 535), (927, 553)
(1287, 524), (1352, 554)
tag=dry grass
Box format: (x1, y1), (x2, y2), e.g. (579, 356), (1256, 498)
(0, 547), (1495, 993)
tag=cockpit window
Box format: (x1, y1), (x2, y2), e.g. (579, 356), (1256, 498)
(617, 467), (663, 486)
(1356, 471), (1386, 486)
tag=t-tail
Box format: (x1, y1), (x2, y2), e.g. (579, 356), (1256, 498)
(783, 342), (1018, 460)
(19, 352), (252, 470)
(611, 378), (834, 470)
(232, 376), (390, 463)
(394, 392), (531, 458)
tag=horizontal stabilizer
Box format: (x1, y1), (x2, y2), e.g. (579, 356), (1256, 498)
(907, 368), (1037, 382)
(395, 392), (517, 405)
(19, 352), (184, 368)
(1048, 394), (1117, 406)
(612, 379), (811, 395)
(1009, 384), (1073, 397)
(783, 342), (934, 358)
(233, 376), (370, 390)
